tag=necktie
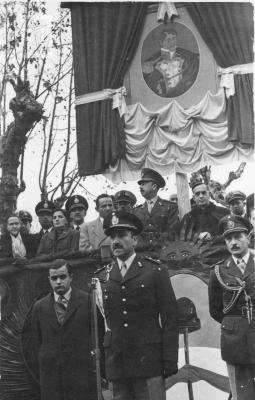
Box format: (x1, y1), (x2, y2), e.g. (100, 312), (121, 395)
(55, 295), (68, 325)
(44, 230), (48, 235)
(121, 263), (127, 277)
(148, 201), (154, 214)
(237, 258), (246, 274)
(75, 226), (80, 231)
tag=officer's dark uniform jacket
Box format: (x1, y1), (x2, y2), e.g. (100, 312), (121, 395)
(209, 253), (255, 364)
(97, 254), (178, 381)
(133, 197), (179, 242)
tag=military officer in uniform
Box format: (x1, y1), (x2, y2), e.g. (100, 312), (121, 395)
(208, 215), (255, 400)
(65, 195), (88, 230)
(97, 210), (178, 400)
(133, 168), (179, 250)
(114, 190), (137, 212)
(34, 200), (55, 252)
(225, 191), (247, 218)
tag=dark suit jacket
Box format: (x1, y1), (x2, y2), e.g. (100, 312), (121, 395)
(209, 253), (255, 364)
(0, 232), (37, 259)
(31, 287), (96, 400)
(100, 255), (178, 380)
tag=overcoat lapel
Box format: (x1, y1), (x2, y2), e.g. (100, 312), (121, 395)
(63, 288), (83, 325)
(46, 293), (61, 331)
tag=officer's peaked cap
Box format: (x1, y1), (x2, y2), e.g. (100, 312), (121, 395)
(103, 211), (143, 236)
(219, 215), (252, 237)
(114, 190), (137, 207)
(18, 210), (32, 222)
(225, 190), (246, 205)
(35, 200), (55, 215)
(138, 168), (165, 188)
(65, 195), (88, 212)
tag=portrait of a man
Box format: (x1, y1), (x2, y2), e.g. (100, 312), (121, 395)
(142, 24), (200, 98)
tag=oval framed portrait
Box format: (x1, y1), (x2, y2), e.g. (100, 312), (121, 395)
(141, 22), (200, 98)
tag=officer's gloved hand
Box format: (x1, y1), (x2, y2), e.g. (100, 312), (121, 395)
(163, 361), (178, 378)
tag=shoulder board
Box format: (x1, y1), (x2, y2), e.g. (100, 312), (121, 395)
(144, 255), (162, 265)
(94, 265), (108, 275)
(210, 259), (225, 269)
(134, 203), (143, 209)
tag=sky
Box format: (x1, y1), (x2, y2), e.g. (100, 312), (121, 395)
(8, 0), (254, 229)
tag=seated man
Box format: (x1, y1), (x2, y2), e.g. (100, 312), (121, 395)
(79, 194), (113, 252)
(0, 215), (36, 259)
(179, 179), (229, 243)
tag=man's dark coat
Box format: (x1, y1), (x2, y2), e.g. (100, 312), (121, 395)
(179, 202), (229, 242)
(209, 253), (255, 364)
(101, 255), (178, 381)
(0, 232), (37, 259)
(31, 287), (96, 400)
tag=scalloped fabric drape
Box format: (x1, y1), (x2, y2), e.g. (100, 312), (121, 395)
(186, 3), (254, 146)
(105, 89), (253, 184)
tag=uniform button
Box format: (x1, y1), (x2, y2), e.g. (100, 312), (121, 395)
(123, 310), (127, 314)
(122, 285), (126, 289)
(141, 284), (144, 288)
(124, 323), (128, 327)
(122, 298), (126, 302)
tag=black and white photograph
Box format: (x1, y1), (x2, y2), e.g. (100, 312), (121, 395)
(0, 2), (254, 400)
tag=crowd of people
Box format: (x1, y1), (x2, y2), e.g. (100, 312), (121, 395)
(0, 167), (254, 262)
(1, 168), (254, 400)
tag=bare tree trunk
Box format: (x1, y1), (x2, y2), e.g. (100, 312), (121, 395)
(0, 77), (43, 228)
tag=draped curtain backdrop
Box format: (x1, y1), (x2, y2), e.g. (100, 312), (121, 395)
(186, 2), (254, 146)
(65, 2), (147, 175)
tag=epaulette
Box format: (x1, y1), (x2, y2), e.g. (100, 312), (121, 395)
(144, 255), (162, 265)
(94, 265), (108, 275)
(210, 259), (225, 269)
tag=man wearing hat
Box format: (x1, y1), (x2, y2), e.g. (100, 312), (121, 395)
(179, 178), (229, 242)
(97, 210), (178, 400)
(209, 215), (255, 400)
(114, 190), (137, 212)
(225, 190), (247, 218)
(34, 200), (55, 251)
(18, 210), (33, 234)
(65, 195), (88, 230)
(134, 168), (179, 248)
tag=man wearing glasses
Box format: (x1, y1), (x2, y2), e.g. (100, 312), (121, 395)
(31, 259), (96, 400)
(179, 179), (229, 243)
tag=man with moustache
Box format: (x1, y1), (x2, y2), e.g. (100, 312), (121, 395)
(134, 168), (179, 249)
(65, 195), (88, 230)
(97, 210), (178, 400)
(31, 259), (96, 400)
(209, 215), (255, 400)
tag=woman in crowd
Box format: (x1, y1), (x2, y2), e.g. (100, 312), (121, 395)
(36, 208), (79, 259)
